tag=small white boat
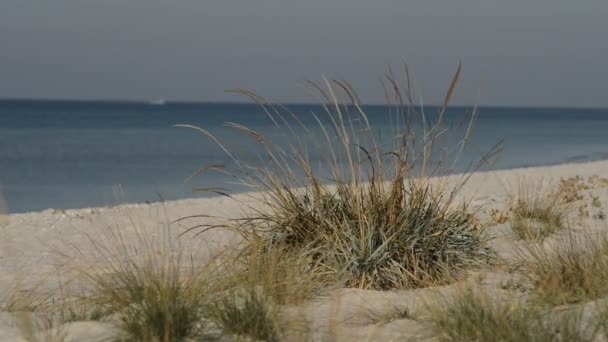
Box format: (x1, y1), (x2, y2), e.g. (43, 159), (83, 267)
(148, 99), (166, 105)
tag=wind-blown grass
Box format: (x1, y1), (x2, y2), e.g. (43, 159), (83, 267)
(60, 220), (217, 341)
(520, 232), (608, 304)
(207, 287), (280, 341)
(427, 289), (593, 341)
(178, 64), (498, 290)
(510, 182), (567, 241)
(223, 239), (333, 305)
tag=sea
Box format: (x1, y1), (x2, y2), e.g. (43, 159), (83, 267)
(1, 99), (607, 213)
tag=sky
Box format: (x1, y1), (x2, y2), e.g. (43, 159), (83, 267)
(1, 0), (607, 107)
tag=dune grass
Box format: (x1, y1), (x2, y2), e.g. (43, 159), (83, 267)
(427, 288), (593, 342)
(112, 267), (207, 341)
(53, 213), (309, 341)
(57, 219), (218, 341)
(510, 182), (568, 241)
(520, 232), (608, 305)
(206, 287), (280, 341)
(178, 64), (497, 291)
(223, 239), (333, 306)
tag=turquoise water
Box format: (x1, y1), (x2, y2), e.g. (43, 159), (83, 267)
(1, 100), (607, 213)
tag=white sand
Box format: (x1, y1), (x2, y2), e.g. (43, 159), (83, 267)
(2, 160), (608, 340)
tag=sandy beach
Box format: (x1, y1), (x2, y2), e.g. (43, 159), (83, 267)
(2, 159), (608, 340)
(4, 0), (608, 339)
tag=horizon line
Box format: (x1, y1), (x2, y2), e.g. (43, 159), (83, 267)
(1, 97), (607, 111)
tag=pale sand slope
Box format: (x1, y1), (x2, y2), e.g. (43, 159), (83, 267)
(1, 160), (608, 340)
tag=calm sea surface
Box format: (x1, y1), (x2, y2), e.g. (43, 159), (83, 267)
(1, 100), (607, 213)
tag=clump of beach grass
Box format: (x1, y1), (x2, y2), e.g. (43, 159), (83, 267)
(112, 266), (207, 341)
(59, 220), (220, 341)
(519, 232), (608, 305)
(206, 287), (280, 341)
(223, 239), (333, 305)
(510, 182), (568, 241)
(427, 288), (593, 341)
(54, 214), (307, 341)
(178, 64), (497, 291)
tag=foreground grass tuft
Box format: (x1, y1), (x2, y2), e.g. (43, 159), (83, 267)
(179, 65), (497, 290)
(427, 289), (593, 341)
(520, 232), (608, 304)
(62, 222), (216, 341)
(510, 182), (567, 241)
(115, 267), (207, 341)
(239, 182), (491, 290)
(227, 240), (333, 305)
(207, 287), (279, 341)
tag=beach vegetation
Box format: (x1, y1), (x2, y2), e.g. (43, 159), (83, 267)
(59, 223), (216, 341)
(178, 64), (497, 291)
(519, 232), (608, 304)
(222, 239), (332, 305)
(206, 287), (280, 341)
(426, 288), (593, 342)
(510, 182), (567, 241)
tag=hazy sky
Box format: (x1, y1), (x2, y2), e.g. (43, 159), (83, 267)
(1, 0), (607, 107)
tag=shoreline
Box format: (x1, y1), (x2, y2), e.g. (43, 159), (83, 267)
(5, 158), (608, 218)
